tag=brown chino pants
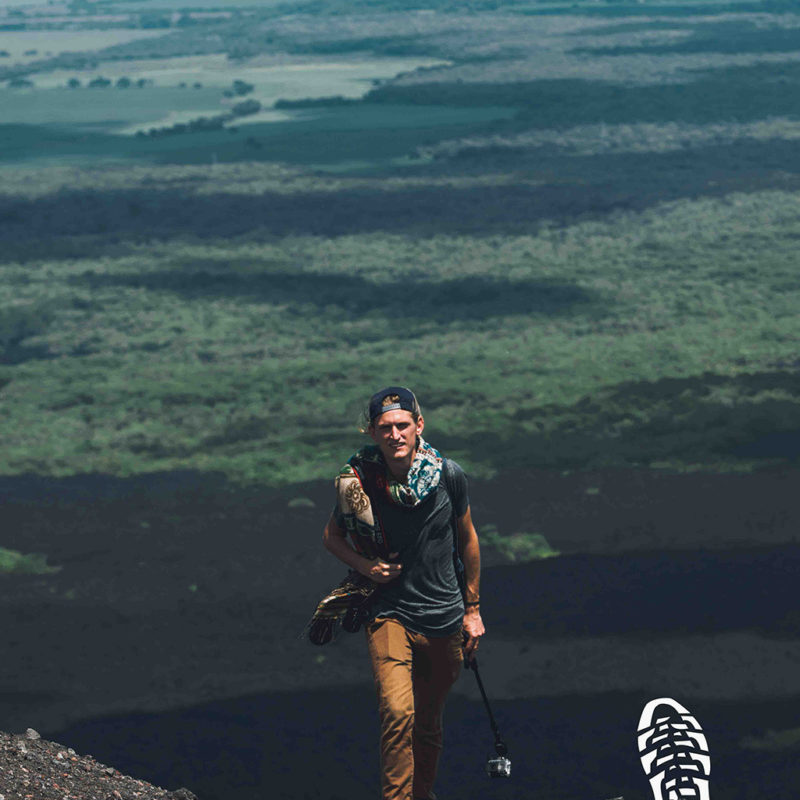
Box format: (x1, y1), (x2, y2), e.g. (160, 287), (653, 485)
(365, 617), (464, 800)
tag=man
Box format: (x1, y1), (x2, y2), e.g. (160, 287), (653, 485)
(323, 386), (485, 800)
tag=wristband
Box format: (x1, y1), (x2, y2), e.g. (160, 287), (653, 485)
(465, 600), (480, 607)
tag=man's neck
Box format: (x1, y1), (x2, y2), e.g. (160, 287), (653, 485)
(386, 449), (417, 484)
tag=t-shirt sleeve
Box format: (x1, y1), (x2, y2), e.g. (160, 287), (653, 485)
(445, 459), (469, 518)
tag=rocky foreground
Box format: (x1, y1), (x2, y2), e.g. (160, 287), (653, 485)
(0, 729), (197, 800)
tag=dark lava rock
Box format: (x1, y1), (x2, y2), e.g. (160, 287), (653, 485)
(0, 730), (198, 800)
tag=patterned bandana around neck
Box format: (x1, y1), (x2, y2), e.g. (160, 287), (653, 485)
(353, 436), (443, 507)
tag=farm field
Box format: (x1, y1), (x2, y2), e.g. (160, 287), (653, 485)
(1, 85), (225, 127)
(13, 54), (451, 94)
(2, 53), (452, 136)
(1, 1), (799, 799)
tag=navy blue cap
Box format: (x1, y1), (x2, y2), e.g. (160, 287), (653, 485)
(368, 386), (418, 422)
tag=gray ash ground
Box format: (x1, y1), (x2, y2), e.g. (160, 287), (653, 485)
(1, 466), (799, 799)
(0, 729), (196, 800)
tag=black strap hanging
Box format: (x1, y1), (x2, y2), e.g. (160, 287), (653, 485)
(466, 656), (509, 760)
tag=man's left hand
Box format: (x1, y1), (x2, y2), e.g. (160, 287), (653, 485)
(462, 605), (485, 662)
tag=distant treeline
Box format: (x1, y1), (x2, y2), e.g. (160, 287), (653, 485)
(134, 100), (261, 139)
(363, 62), (800, 127)
(66, 76), (152, 89)
(135, 116), (228, 139)
(273, 95), (357, 109)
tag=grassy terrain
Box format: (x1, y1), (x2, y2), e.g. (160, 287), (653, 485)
(478, 526), (560, 562)
(0, 546), (60, 575)
(0, 0), (798, 488)
(0, 162), (796, 484)
(0, 86), (225, 128)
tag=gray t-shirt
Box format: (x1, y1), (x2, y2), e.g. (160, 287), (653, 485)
(335, 459), (469, 637)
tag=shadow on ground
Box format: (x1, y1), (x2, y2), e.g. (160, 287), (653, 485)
(70, 269), (596, 322)
(3, 137), (800, 260)
(48, 688), (800, 800)
(483, 544), (800, 638)
(437, 371), (800, 474)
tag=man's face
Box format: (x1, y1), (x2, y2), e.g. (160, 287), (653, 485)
(369, 409), (424, 466)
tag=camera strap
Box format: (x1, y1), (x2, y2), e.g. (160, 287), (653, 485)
(467, 657), (509, 759)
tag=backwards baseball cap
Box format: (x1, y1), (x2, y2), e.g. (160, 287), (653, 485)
(368, 386), (419, 423)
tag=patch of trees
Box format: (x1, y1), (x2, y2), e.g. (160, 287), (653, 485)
(223, 79), (254, 97)
(362, 70), (800, 130)
(139, 13), (172, 29)
(274, 95), (356, 109)
(67, 76), (151, 89)
(1, 53), (99, 84)
(364, 81), (514, 107)
(136, 114), (225, 139)
(134, 98), (260, 139)
(175, 13), (203, 28)
(7, 78), (34, 88)
(287, 35), (432, 57)
(231, 99), (260, 116)
(135, 116), (228, 139)
(0, 305), (53, 365)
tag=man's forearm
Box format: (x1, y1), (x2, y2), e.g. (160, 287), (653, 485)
(323, 518), (371, 576)
(457, 508), (481, 605)
(323, 518), (403, 584)
(458, 507), (485, 657)
(461, 528), (481, 604)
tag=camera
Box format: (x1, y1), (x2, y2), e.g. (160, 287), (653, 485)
(341, 597), (369, 633)
(486, 755), (512, 778)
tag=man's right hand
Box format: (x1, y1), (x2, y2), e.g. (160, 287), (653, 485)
(361, 553), (402, 583)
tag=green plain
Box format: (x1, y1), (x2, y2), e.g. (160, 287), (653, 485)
(0, 0), (798, 487)
(1, 167), (797, 485)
